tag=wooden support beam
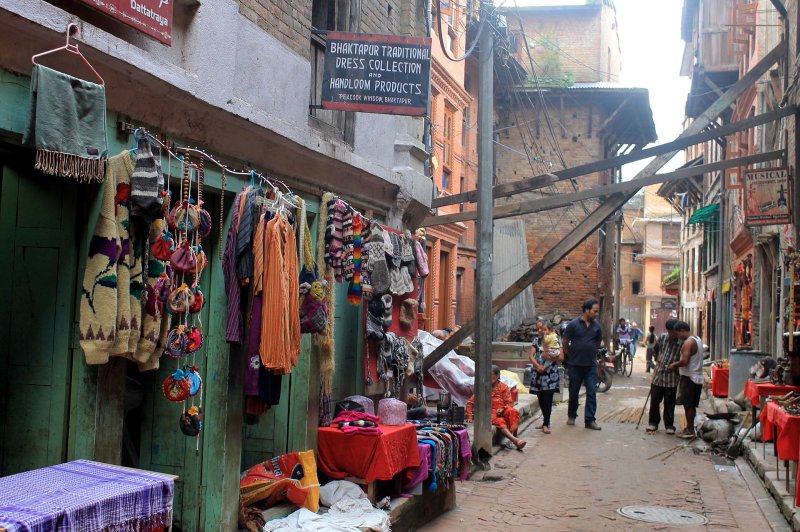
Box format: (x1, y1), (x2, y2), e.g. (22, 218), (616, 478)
(420, 150), (784, 226)
(423, 193), (628, 371)
(599, 97), (631, 132)
(770, 0), (788, 17)
(432, 101), (794, 209)
(423, 40), (787, 369)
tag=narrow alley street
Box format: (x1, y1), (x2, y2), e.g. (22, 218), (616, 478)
(426, 358), (791, 531)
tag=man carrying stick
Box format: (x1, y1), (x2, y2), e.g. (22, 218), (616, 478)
(645, 319), (681, 435)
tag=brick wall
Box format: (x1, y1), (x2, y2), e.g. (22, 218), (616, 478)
(495, 94), (607, 317)
(513, 7), (620, 84)
(238, 1), (312, 59)
(238, 0), (420, 60)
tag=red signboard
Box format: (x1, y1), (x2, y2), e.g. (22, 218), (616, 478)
(78, 0), (173, 45)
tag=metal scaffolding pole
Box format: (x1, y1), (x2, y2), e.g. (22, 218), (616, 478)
(473, 0), (494, 456)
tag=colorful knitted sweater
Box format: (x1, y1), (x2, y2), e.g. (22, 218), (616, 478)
(80, 151), (166, 366)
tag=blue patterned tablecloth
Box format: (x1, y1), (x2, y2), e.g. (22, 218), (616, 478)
(0, 460), (174, 532)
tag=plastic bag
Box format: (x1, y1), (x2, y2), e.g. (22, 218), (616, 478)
(417, 331), (518, 406)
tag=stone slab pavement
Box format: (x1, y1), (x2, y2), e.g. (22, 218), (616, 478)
(425, 356), (791, 531)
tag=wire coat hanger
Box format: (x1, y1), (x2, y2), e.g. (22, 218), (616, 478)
(32, 23), (105, 85)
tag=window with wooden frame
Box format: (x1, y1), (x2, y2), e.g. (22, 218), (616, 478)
(443, 105), (455, 172)
(310, 0), (355, 143)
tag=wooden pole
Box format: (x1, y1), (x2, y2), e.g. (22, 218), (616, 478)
(421, 150), (784, 226)
(432, 101), (794, 208)
(423, 40), (787, 370)
(473, 0), (494, 455)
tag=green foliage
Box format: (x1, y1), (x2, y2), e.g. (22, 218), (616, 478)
(661, 266), (681, 287)
(526, 33), (575, 88)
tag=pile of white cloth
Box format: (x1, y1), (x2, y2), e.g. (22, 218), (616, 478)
(263, 481), (390, 532)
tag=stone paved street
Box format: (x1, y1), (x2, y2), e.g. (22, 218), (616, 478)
(426, 358), (791, 531)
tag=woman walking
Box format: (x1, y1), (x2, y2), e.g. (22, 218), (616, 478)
(530, 322), (563, 434)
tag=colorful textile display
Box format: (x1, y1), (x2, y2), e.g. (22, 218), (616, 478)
(24, 64), (107, 182)
(404, 424), (471, 491)
(317, 424), (421, 483)
(79, 151), (169, 369)
(239, 451), (320, 513)
(0, 460), (174, 532)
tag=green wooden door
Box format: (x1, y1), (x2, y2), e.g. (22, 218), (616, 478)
(0, 160), (77, 475)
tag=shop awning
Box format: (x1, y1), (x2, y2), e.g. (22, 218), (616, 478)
(688, 203), (720, 225)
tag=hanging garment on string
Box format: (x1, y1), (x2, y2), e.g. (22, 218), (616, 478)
(260, 215), (301, 374)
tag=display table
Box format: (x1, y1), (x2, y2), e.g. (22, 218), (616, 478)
(711, 366), (729, 397)
(317, 424), (421, 484)
(758, 401), (800, 506)
(760, 402), (800, 460)
(0, 460), (176, 532)
(744, 381), (800, 406)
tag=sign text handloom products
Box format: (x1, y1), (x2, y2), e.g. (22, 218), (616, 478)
(322, 32), (432, 116)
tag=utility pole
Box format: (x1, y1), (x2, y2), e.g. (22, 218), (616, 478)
(614, 208), (623, 325)
(473, 0), (494, 456)
(715, 187), (726, 360)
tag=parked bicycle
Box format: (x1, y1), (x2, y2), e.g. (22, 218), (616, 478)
(618, 341), (633, 377)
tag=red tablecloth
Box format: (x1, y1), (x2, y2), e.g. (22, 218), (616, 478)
(759, 401), (800, 461)
(317, 424), (421, 483)
(711, 366), (729, 397)
(744, 380), (800, 405)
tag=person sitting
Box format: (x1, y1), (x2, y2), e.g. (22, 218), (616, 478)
(465, 365), (526, 450)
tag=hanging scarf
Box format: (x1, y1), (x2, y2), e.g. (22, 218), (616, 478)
(317, 193), (336, 394)
(24, 64), (107, 182)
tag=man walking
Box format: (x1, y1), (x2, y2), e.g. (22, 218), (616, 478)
(563, 299), (603, 430)
(630, 322), (641, 358)
(669, 321), (704, 438)
(646, 319), (681, 435)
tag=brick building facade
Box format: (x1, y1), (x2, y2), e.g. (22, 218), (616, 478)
(497, 2), (655, 326)
(422, 2), (480, 330)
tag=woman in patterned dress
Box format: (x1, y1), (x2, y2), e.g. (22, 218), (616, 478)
(530, 322), (563, 434)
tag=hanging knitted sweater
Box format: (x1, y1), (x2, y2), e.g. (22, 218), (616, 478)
(80, 151), (133, 363)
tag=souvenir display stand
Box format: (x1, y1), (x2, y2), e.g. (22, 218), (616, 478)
(316, 424), (421, 502)
(759, 401), (800, 505)
(0, 460), (176, 532)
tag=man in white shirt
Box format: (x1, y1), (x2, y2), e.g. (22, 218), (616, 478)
(668, 321), (704, 439)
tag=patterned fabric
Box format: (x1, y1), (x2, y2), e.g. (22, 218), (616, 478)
(0, 459), (173, 532)
(223, 191), (244, 343)
(530, 364), (560, 392)
(653, 333), (682, 388)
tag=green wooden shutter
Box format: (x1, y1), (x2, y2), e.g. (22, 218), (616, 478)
(0, 161), (77, 475)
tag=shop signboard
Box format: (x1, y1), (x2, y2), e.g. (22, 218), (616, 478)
(744, 167), (791, 226)
(77, 0), (173, 45)
(322, 32), (432, 116)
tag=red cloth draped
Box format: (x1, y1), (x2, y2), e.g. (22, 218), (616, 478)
(759, 402), (800, 461)
(744, 380), (800, 405)
(317, 424), (421, 483)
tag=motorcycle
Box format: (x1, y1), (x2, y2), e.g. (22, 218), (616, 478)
(596, 347), (613, 393)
